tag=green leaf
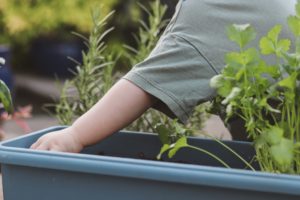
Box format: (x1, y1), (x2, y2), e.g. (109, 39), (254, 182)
(173, 121), (187, 136)
(254, 134), (267, 149)
(278, 72), (297, 90)
(0, 80), (13, 114)
(277, 39), (291, 54)
(270, 138), (294, 168)
(155, 123), (171, 144)
(216, 79), (234, 97)
(288, 15), (300, 37)
(243, 48), (260, 65)
(225, 52), (244, 66)
(264, 126), (284, 145)
(260, 64), (280, 78)
(294, 142), (300, 149)
(226, 48), (259, 67)
(268, 25), (282, 42)
(245, 116), (256, 133)
(226, 24), (256, 49)
(168, 137), (188, 158)
(260, 37), (275, 55)
(296, 0), (300, 18)
(235, 67), (245, 81)
(156, 144), (170, 160)
(259, 25), (290, 56)
(282, 52), (298, 67)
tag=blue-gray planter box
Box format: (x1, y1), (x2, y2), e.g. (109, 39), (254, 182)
(0, 126), (299, 200)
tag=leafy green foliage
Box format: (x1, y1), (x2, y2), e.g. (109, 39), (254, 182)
(168, 137), (188, 158)
(156, 121), (255, 170)
(0, 0), (117, 44)
(288, 16), (300, 37)
(54, 10), (116, 125)
(260, 25), (291, 56)
(226, 24), (256, 49)
(210, 0), (300, 174)
(0, 80), (13, 114)
(0, 57), (13, 114)
(124, 0), (169, 67)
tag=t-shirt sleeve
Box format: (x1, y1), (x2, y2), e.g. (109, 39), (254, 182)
(123, 33), (218, 123)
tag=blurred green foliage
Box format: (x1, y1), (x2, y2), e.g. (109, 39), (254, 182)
(0, 0), (117, 44)
(0, 0), (176, 44)
(0, 0), (177, 73)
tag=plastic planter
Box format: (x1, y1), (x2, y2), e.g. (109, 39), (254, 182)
(0, 126), (299, 200)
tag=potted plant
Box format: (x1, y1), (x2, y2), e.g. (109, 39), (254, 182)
(2, 1), (300, 200)
(207, 4), (300, 174)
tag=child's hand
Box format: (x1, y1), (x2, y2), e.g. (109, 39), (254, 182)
(30, 127), (84, 153)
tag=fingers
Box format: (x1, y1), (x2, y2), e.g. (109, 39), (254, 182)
(30, 136), (50, 150)
(30, 142), (60, 151)
(29, 130), (82, 153)
(30, 135), (64, 152)
(30, 141), (50, 151)
(47, 146), (63, 152)
(30, 139), (42, 149)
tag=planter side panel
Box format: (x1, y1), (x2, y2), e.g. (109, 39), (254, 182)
(2, 164), (298, 200)
(82, 131), (257, 169)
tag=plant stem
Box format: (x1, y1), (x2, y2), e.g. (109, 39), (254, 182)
(187, 145), (231, 168)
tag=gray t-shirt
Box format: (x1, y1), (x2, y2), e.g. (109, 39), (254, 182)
(123, 0), (296, 123)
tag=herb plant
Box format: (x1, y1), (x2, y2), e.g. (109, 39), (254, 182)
(156, 119), (255, 170)
(0, 57), (13, 114)
(54, 9), (116, 125)
(123, 0), (169, 67)
(209, 1), (300, 174)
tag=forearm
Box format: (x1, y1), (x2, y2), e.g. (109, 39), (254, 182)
(70, 79), (156, 147)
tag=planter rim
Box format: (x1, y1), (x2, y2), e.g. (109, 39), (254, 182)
(0, 126), (300, 196)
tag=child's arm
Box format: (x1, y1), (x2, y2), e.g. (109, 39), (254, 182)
(30, 79), (156, 152)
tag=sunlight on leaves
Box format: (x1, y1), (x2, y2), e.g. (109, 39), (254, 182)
(168, 137), (188, 158)
(226, 24), (256, 49)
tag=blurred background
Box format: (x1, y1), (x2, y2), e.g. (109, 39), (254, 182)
(0, 0), (230, 141)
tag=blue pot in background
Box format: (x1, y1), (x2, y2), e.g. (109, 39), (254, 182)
(30, 38), (85, 78)
(0, 45), (14, 92)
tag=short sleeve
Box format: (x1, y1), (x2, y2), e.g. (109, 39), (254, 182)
(123, 33), (218, 123)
